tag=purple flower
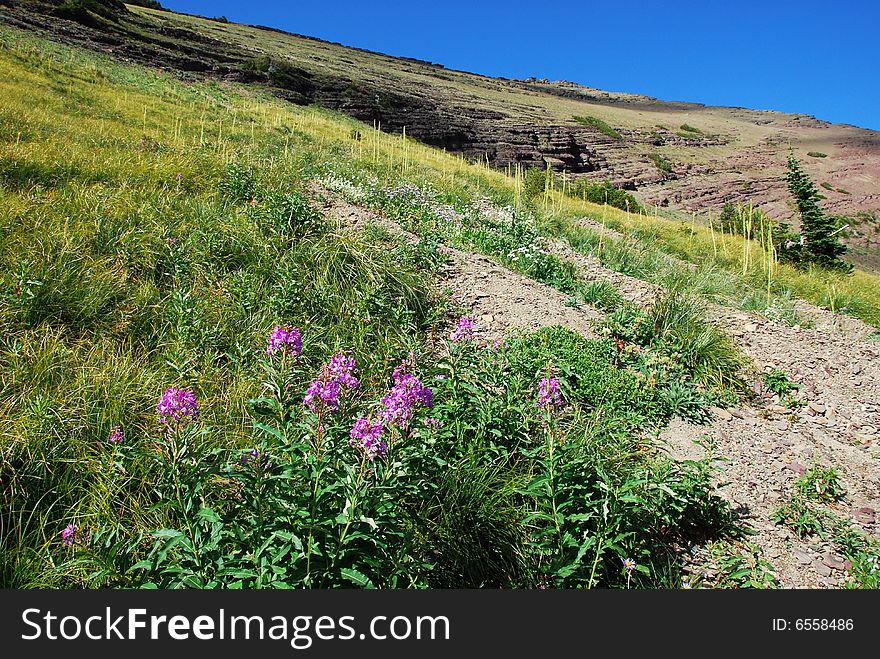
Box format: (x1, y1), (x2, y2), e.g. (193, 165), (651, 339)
(623, 557), (637, 572)
(156, 387), (199, 432)
(61, 523), (79, 547)
(451, 315), (476, 343)
(304, 353), (359, 413)
(241, 449), (260, 465)
(266, 324), (302, 358)
(176, 172), (183, 181)
(536, 376), (563, 413)
(422, 417), (443, 430)
(492, 337), (507, 350)
(108, 426), (123, 445)
(349, 417), (386, 461)
(378, 360), (433, 429)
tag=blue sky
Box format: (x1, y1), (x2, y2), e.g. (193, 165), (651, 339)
(163, 1), (880, 130)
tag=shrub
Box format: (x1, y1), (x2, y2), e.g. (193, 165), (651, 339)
(761, 369), (795, 397)
(573, 115), (621, 140)
(679, 124), (704, 135)
(506, 326), (664, 423)
(55, 0), (124, 24)
(220, 161), (257, 202)
(569, 180), (642, 213)
(128, 0), (165, 8)
(807, 151), (827, 158)
(648, 153), (673, 175)
(259, 191), (325, 240)
(523, 167), (553, 199)
(716, 201), (802, 264)
(796, 463), (843, 503)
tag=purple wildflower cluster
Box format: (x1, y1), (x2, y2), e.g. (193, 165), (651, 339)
(536, 375), (563, 414)
(156, 387), (199, 432)
(349, 417), (386, 461)
(266, 324), (303, 358)
(382, 183), (431, 204)
(451, 315), (476, 343)
(61, 523), (79, 547)
(345, 357), (434, 461)
(378, 360), (434, 429)
(108, 426), (124, 445)
(304, 353), (360, 413)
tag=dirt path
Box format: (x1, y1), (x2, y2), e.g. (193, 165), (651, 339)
(548, 219), (880, 587)
(319, 187), (880, 587)
(436, 246), (601, 343)
(316, 188), (601, 344)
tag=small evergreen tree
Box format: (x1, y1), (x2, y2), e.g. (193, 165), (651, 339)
(785, 151), (848, 269)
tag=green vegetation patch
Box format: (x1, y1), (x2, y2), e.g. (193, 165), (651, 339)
(573, 115), (622, 140)
(648, 152), (673, 174)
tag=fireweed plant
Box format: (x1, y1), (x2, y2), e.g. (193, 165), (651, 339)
(57, 322), (736, 589)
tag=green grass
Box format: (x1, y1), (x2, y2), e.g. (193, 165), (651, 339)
(807, 151), (827, 158)
(573, 115), (622, 140)
(648, 153), (674, 174)
(541, 197), (880, 329)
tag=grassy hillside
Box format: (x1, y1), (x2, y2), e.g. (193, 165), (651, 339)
(2, 0), (879, 245)
(1, 26), (878, 589)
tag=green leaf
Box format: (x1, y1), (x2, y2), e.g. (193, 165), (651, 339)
(198, 507), (220, 523)
(341, 568), (375, 588)
(253, 422), (287, 444)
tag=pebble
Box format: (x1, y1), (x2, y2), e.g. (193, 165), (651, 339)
(855, 507), (876, 525)
(814, 561), (833, 577)
(793, 549), (812, 565)
(774, 420), (789, 431)
(710, 406), (733, 421)
(783, 462), (807, 475)
(821, 553), (850, 572)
